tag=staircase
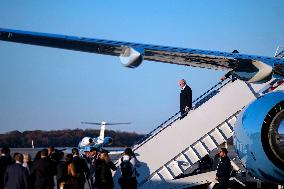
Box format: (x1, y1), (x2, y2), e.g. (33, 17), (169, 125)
(113, 78), (272, 189)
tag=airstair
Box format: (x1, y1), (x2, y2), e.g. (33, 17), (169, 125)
(113, 78), (273, 189)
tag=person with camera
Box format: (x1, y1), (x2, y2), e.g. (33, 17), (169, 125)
(118, 148), (140, 189)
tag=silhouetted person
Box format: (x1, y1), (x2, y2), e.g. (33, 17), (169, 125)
(47, 146), (55, 157)
(23, 153), (34, 189)
(72, 148), (90, 189)
(65, 154), (73, 165)
(31, 149), (56, 189)
(48, 146), (60, 163)
(12, 152), (20, 163)
(33, 150), (42, 162)
(0, 147), (13, 189)
(179, 79), (192, 119)
(22, 153), (33, 175)
(215, 148), (232, 189)
(62, 163), (81, 189)
(84, 147), (99, 189)
(94, 152), (117, 189)
(4, 153), (29, 189)
(56, 151), (67, 189)
(212, 152), (220, 170)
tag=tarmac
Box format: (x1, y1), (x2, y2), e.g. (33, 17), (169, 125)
(9, 146), (283, 189)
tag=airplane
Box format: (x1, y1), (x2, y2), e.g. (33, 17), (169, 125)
(78, 121), (131, 151)
(0, 28), (284, 184)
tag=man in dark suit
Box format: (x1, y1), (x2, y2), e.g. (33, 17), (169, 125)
(4, 153), (29, 189)
(179, 79), (192, 119)
(0, 147), (13, 189)
(72, 148), (90, 189)
(56, 151), (67, 189)
(215, 148), (232, 189)
(31, 149), (56, 189)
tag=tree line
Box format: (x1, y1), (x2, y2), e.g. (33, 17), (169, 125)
(0, 129), (145, 148)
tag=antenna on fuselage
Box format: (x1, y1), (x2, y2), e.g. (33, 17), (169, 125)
(275, 46), (284, 58)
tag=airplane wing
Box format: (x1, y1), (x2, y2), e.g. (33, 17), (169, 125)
(106, 122), (131, 125)
(81, 121), (131, 125)
(81, 122), (101, 125)
(1, 28), (283, 82)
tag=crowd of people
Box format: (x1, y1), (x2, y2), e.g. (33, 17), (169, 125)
(0, 146), (140, 189)
(0, 78), (235, 189)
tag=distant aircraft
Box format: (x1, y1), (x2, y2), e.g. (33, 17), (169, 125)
(0, 28), (284, 184)
(78, 121), (131, 151)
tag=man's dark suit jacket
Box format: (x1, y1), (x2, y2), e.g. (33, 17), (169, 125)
(216, 156), (231, 179)
(4, 163), (29, 189)
(180, 85), (192, 116)
(0, 155), (13, 188)
(31, 157), (56, 189)
(72, 155), (90, 189)
(216, 156), (232, 188)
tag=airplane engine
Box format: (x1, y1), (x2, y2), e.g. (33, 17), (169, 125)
(234, 91), (284, 184)
(79, 137), (94, 148)
(103, 137), (113, 145)
(119, 47), (144, 68)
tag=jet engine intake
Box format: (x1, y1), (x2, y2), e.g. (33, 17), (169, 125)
(79, 137), (94, 148)
(120, 47), (144, 68)
(234, 91), (284, 184)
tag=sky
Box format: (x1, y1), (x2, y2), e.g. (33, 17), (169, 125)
(0, 0), (284, 134)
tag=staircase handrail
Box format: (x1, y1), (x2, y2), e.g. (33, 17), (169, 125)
(132, 78), (233, 151)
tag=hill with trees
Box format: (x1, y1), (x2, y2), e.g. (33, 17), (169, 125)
(0, 129), (145, 148)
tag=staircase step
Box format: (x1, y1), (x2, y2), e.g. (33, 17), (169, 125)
(175, 153), (192, 172)
(192, 141), (209, 158)
(218, 123), (233, 139)
(183, 147), (200, 165)
(162, 171), (217, 189)
(209, 128), (226, 145)
(149, 172), (162, 184)
(227, 115), (238, 130)
(167, 160), (183, 178)
(201, 134), (218, 151)
(158, 166), (175, 180)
